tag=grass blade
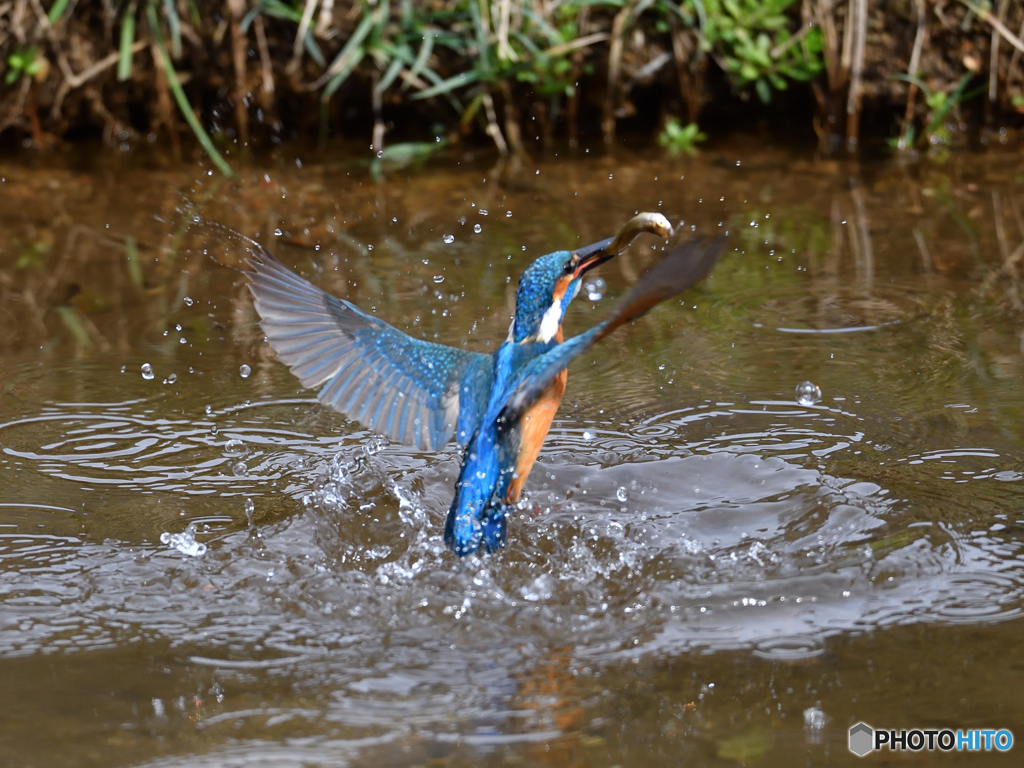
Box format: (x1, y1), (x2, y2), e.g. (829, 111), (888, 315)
(117, 5), (137, 82)
(46, 0), (72, 24)
(148, 4), (235, 177)
(162, 0), (182, 59)
(125, 236), (144, 287)
(411, 69), (480, 100)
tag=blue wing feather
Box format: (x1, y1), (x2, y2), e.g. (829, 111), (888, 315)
(247, 247), (494, 450)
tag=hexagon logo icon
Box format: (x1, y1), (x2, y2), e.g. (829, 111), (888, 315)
(849, 722), (874, 757)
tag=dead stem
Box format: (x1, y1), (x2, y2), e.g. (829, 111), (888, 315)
(901, 0), (927, 144)
(990, 0), (1008, 104)
(228, 0), (249, 147)
(603, 2), (634, 146)
(482, 91), (508, 156)
(845, 0), (867, 153)
(254, 15), (275, 103)
(288, 0), (318, 77)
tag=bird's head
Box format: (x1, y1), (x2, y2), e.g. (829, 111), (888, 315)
(511, 212), (673, 343)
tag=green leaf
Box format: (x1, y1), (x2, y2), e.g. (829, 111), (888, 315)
(376, 55), (405, 95)
(755, 77), (772, 103)
(410, 69), (481, 100)
(323, 48), (366, 100)
(117, 5), (136, 82)
(47, 0), (72, 24)
(125, 236), (144, 288)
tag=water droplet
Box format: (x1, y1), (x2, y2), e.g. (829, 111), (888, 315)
(231, 461), (248, 477)
(583, 276), (606, 301)
(164, 373), (178, 385)
(582, 430), (593, 440)
(616, 487), (629, 502)
(458, 216), (467, 226)
(376, 150), (384, 158)
(443, 234), (455, 244)
(183, 296), (194, 307)
(244, 498), (255, 515)
(223, 438), (246, 457)
(473, 223), (482, 234)
(239, 364), (251, 378)
(141, 363), (154, 380)
(803, 707), (826, 730)
(205, 405), (212, 415)
(608, 173), (613, 180)
(795, 381), (822, 406)
(433, 275), (445, 283)
(274, 228), (283, 236)
(506, 210), (512, 218)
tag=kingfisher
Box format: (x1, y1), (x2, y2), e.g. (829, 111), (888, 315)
(243, 213), (724, 556)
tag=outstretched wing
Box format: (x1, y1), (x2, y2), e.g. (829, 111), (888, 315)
(247, 246), (493, 450)
(500, 236), (726, 422)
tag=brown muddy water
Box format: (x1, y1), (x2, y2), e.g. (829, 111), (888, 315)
(1, 143), (1023, 768)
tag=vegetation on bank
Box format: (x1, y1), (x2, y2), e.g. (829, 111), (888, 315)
(1, 1), (1023, 173)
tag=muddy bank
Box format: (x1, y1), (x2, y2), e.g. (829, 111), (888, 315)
(2, 1), (1024, 166)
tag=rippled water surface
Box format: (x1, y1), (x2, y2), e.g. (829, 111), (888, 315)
(1, 144), (1023, 767)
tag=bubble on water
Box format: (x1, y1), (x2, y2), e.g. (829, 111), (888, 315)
(583, 276), (606, 301)
(616, 486), (629, 503)
(239, 364), (251, 378)
(473, 223), (482, 234)
(443, 234), (455, 244)
(160, 523), (207, 557)
(183, 296), (194, 307)
(795, 381), (822, 406)
(141, 363), (154, 380)
(433, 275), (445, 283)
(163, 373), (177, 385)
(223, 438), (246, 457)
(231, 461), (248, 477)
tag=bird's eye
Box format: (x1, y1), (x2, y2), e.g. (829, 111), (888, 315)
(563, 257), (577, 275)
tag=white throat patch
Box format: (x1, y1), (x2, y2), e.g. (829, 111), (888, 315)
(536, 298), (562, 343)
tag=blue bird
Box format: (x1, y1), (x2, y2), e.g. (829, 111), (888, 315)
(244, 213), (724, 556)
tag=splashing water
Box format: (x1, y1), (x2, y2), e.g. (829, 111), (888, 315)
(159, 523), (207, 557)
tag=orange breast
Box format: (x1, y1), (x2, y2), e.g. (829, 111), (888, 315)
(506, 366), (567, 504)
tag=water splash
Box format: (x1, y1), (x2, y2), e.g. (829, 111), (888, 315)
(159, 523), (207, 557)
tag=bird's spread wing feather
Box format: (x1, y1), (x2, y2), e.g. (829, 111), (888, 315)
(500, 236), (726, 422)
(247, 246), (493, 450)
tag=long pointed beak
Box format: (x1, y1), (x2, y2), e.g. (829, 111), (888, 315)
(572, 212), (674, 277)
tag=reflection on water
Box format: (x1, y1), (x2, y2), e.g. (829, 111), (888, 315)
(1, 145), (1023, 767)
